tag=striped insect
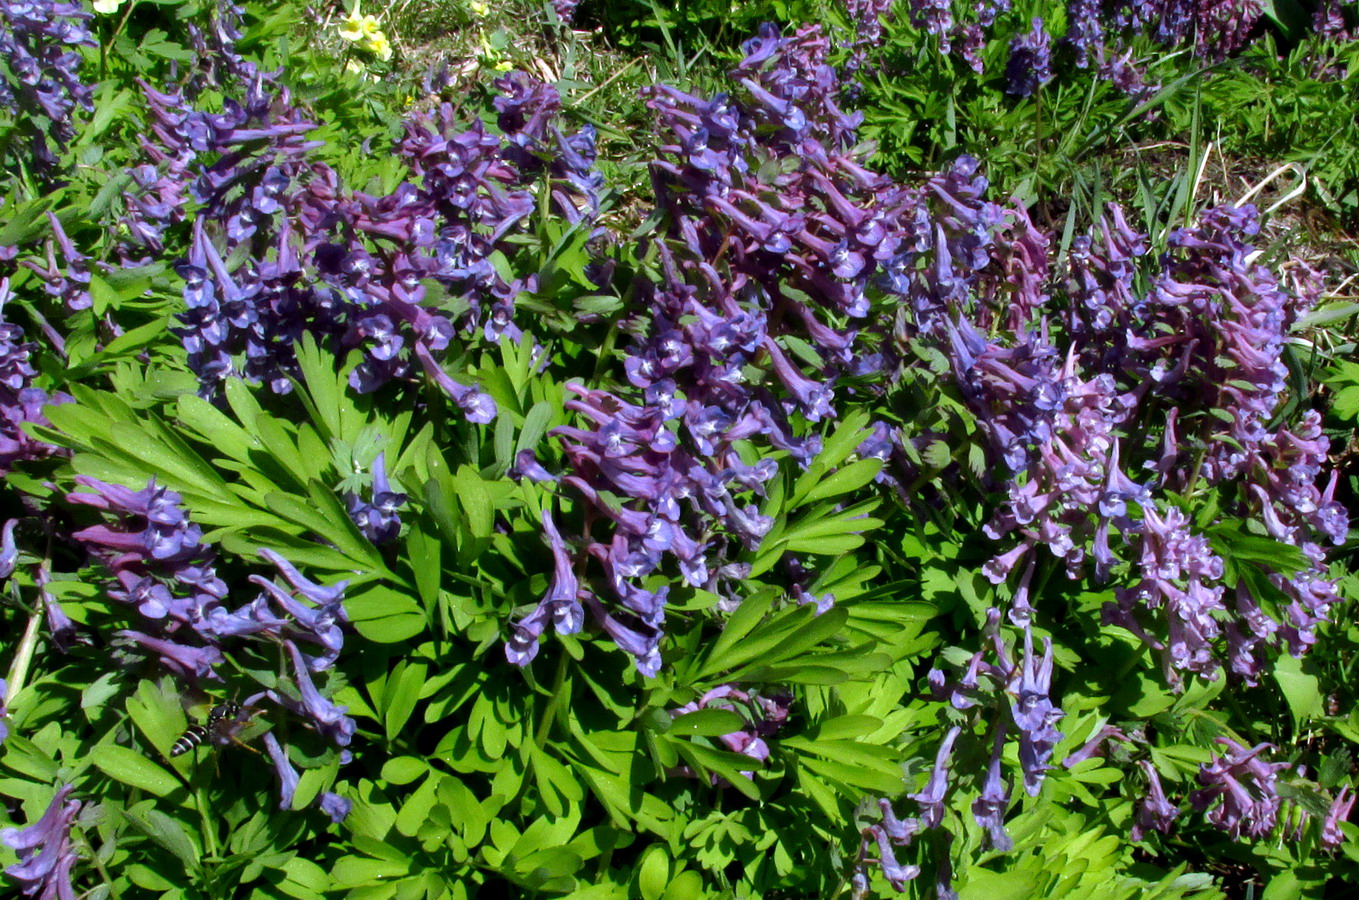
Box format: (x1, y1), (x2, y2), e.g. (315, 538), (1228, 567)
(170, 699), (243, 758)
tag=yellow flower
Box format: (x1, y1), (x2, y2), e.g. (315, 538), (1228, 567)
(361, 15), (383, 39)
(92, 0), (126, 13)
(339, 11), (365, 42)
(366, 33), (393, 61)
(469, 1), (489, 15)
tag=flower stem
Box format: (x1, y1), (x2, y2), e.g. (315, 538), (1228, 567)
(5, 590), (45, 703)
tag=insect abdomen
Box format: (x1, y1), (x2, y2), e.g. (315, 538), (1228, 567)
(170, 724), (209, 757)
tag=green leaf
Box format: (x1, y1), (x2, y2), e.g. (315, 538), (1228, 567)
(1274, 653), (1324, 729)
(637, 845), (671, 900)
(123, 806), (201, 871)
(332, 856), (411, 886)
(394, 773), (440, 837)
(796, 458), (883, 507)
(381, 756), (430, 786)
(91, 744), (183, 796)
(454, 465), (495, 538)
(383, 661), (428, 740)
(662, 871), (704, 900)
(668, 709), (745, 737)
(691, 588), (776, 676)
(346, 584), (427, 643)
(668, 740), (760, 801)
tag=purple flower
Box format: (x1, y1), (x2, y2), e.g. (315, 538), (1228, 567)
(276, 640), (355, 748)
(118, 630), (223, 681)
(318, 792), (352, 824)
(1322, 785), (1354, 847)
(1190, 738), (1288, 840)
(1007, 624), (1063, 795)
(910, 725), (962, 828)
(972, 728), (1013, 850)
(1006, 19), (1054, 98)
(1132, 760), (1180, 841)
(866, 824), (920, 891)
(1, 783), (81, 900)
(262, 732), (300, 810)
(0, 519), (17, 578)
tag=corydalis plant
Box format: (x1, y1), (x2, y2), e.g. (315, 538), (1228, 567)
(0, 0), (94, 172)
(148, 49), (595, 417)
(508, 26), (1029, 673)
(0, 280), (69, 473)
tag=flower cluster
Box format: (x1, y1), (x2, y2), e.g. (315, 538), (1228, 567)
(346, 452), (408, 545)
(869, 611), (1064, 890)
(0, 0), (95, 171)
(511, 24), (929, 672)
(937, 199), (1346, 692)
(671, 685), (792, 779)
(1, 784), (81, 900)
(0, 280), (70, 474)
(1005, 18), (1053, 97)
(338, 2), (392, 61)
(145, 61), (595, 418)
(64, 478), (355, 773)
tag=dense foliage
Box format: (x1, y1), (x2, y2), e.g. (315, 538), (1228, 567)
(1, 0), (1358, 898)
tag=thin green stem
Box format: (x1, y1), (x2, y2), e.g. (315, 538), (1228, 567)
(75, 827), (122, 900)
(534, 649), (572, 748)
(6, 572), (47, 702)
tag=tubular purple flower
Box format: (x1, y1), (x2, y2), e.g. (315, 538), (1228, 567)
(1062, 724), (1129, 768)
(0, 518), (17, 578)
(540, 510), (583, 633)
(118, 630), (223, 680)
(257, 548), (347, 607)
(1, 783), (81, 900)
(868, 825), (920, 891)
(504, 601), (550, 666)
(972, 727), (1012, 850)
(412, 341), (496, 423)
(318, 792), (352, 824)
(262, 732), (300, 810)
(876, 798), (920, 845)
(249, 577), (345, 667)
(1132, 760), (1180, 841)
(1322, 785), (1354, 847)
(909, 725), (962, 828)
(281, 640), (355, 748)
